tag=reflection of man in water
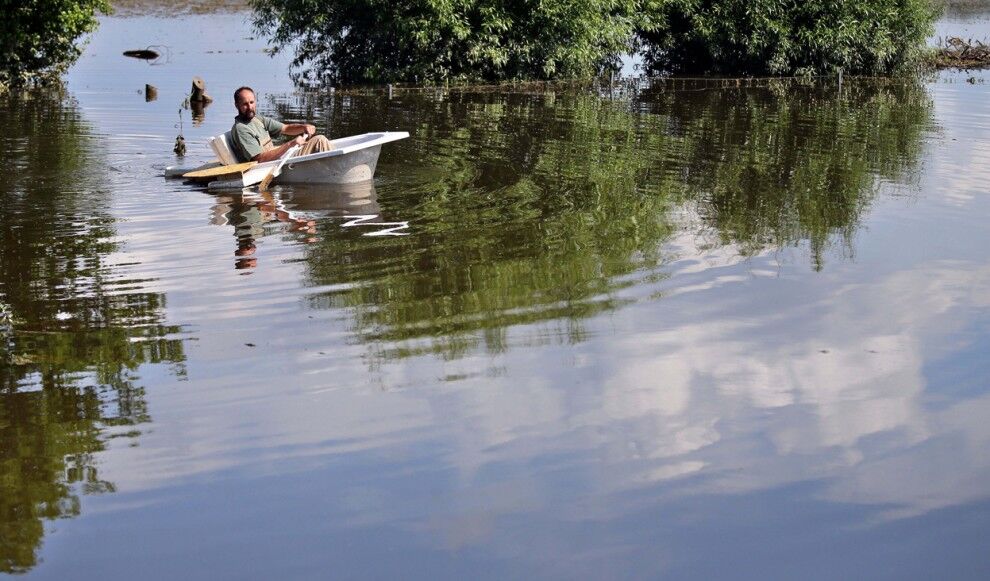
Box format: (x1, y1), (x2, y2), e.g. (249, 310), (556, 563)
(211, 191), (317, 271)
(230, 86), (332, 163)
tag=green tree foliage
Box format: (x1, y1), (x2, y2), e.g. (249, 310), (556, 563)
(0, 0), (111, 90)
(252, 0), (940, 83)
(250, 0), (641, 84)
(638, 0), (940, 76)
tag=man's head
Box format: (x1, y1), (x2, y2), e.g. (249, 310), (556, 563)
(234, 86), (256, 121)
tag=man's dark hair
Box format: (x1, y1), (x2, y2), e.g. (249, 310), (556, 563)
(234, 86), (255, 102)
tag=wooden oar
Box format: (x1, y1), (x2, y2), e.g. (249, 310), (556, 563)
(183, 160), (257, 181)
(259, 144), (301, 191)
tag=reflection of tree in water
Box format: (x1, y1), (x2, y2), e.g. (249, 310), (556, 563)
(637, 78), (932, 269)
(277, 79), (931, 360)
(297, 91), (677, 360)
(0, 91), (186, 573)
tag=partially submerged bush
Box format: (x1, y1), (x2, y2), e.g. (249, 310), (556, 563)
(250, 0), (642, 84)
(638, 0), (941, 76)
(252, 0), (940, 84)
(0, 0), (111, 90)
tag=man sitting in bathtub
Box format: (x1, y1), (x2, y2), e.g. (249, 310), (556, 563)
(230, 86), (332, 163)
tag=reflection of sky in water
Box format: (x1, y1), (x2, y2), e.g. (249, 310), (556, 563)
(16, 11), (990, 581)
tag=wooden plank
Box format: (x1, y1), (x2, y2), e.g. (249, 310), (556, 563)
(166, 160), (222, 178)
(184, 161), (257, 179)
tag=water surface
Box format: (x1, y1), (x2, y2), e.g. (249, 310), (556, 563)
(1, 10), (990, 580)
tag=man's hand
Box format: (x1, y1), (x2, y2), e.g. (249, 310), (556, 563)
(294, 135), (307, 146)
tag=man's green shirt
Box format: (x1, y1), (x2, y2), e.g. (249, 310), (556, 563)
(230, 115), (285, 162)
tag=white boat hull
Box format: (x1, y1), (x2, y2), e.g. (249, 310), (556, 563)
(277, 132), (407, 185)
(166, 131), (408, 189)
(275, 131), (408, 184)
(280, 144), (382, 184)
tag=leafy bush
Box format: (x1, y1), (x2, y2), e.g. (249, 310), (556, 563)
(638, 0), (940, 76)
(252, 0), (939, 83)
(250, 0), (642, 84)
(0, 0), (111, 90)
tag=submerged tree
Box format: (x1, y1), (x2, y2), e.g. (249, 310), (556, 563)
(252, 0), (940, 84)
(0, 0), (111, 90)
(638, 0), (940, 76)
(250, 0), (643, 84)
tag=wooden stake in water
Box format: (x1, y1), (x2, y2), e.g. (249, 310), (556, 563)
(190, 76), (213, 103)
(173, 108), (186, 156)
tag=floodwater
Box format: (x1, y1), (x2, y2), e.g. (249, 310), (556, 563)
(2, 9), (990, 581)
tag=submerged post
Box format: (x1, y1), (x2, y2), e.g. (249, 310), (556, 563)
(190, 76), (213, 103)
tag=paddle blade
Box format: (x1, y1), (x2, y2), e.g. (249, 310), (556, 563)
(258, 168), (276, 191)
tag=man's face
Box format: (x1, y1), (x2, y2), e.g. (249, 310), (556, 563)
(235, 90), (256, 120)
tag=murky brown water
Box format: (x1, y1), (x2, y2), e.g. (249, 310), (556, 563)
(110, 0), (248, 17)
(2, 10), (990, 580)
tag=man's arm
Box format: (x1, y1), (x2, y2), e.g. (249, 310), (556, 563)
(282, 123), (316, 137)
(252, 135), (307, 163)
(281, 123), (317, 138)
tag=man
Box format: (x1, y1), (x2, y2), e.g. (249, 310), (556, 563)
(229, 86), (332, 163)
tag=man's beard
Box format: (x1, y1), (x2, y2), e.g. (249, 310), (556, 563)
(237, 109), (255, 122)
